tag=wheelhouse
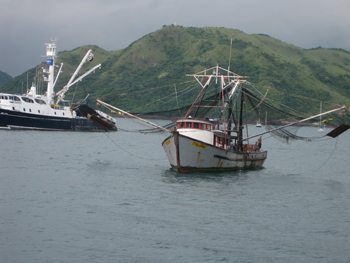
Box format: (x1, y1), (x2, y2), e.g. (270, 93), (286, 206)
(176, 119), (214, 131)
(213, 130), (230, 149)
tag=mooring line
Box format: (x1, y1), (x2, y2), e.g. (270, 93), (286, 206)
(103, 132), (168, 161)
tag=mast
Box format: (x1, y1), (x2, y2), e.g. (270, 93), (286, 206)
(319, 101), (323, 129)
(226, 79), (238, 139)
(227, 99), (233, 138)
(237, 89), (244, 151)
(44, 42), (56, 105)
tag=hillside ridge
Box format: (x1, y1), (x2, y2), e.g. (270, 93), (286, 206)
(2, 25), (350, 116)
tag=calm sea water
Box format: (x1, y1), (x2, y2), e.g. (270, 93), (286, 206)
(1, 118), (350, 263)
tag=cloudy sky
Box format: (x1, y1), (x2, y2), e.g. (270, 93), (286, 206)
(1, 0), (349, 76)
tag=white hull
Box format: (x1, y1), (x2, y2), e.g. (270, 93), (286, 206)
(162, 132), (267, 172)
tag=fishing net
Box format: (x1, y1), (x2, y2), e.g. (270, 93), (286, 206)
(98, 67), (349, 139)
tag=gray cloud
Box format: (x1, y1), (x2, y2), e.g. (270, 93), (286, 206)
(1, 0), (350, 76)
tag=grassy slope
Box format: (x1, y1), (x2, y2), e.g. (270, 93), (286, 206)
(0, 71), (12, 86)
(2, 26), (350, 117)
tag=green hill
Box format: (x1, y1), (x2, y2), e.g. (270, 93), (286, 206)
(0, 70), (12, 86)
(2, 25), (350, 117)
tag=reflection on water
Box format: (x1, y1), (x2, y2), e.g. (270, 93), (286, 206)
(161, 168), (251, 184)
(1, 125), (350, 263)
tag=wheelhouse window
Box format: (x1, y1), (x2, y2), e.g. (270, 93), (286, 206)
(214, 134), (229, 149)
(35, 99), (46, 104)
(21, 97), (34, 103)
(8, 96), (20, 101)
(177, 120), (213, 131)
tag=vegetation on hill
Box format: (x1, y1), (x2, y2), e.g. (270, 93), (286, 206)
(2, 25), (350, 121)
(0, 70), (12, 86)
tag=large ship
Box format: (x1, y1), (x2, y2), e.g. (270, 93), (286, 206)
(0, 42), (117, 131)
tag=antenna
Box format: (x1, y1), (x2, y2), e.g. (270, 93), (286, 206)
(228, 38), (233, 73)
(26, 71), (29, 90)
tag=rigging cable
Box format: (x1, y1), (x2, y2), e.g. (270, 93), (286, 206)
(313, 137), (339, 172)
(129, 80), (196, 114)
(174, 84), (181, 116)
(103, 132), (168, 161)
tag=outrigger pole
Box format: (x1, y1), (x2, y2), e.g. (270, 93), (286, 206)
(244, 105), (347, 141)
(55, 49), (101, 105)
(96, 99), (171, 132)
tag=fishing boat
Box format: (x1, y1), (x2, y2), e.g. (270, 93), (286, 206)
(0, 42), (117, 131)
(160, 66), (267, 172)
(160, 66), (347, 173)
(96, 65), (348, 173)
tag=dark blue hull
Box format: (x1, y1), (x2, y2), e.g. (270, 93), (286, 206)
(0, 108), (116, 131)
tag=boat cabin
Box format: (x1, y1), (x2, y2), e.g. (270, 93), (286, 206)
(213, 130), (230, 149)
(176, 119), (214, 131)
(176, 119), (232, 149)
(0, 93), (46, 105)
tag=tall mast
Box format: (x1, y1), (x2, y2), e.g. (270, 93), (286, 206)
(319, 101), (322, 126)
(237, 89), (244, 151)
(44, 42), (56, 105)
(227, 98), (233, 138)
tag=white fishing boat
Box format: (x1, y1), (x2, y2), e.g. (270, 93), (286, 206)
(0, 42), (117, 131)
(161, 66), (348, 173)
(161, 66), (267, 172)
(96, 65), (348, 173)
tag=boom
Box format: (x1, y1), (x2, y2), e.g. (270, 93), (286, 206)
(244, 105), (347, 141)
(55, 49), (100, 104)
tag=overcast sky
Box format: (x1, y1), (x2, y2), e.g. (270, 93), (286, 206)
(1, 0), (350, 76)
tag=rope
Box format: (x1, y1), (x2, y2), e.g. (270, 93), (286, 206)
(174, 84), (181, 117)
(128, 81), (197, 113)
(313, 137), (338, 172)
(103, 132), (168, 161)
